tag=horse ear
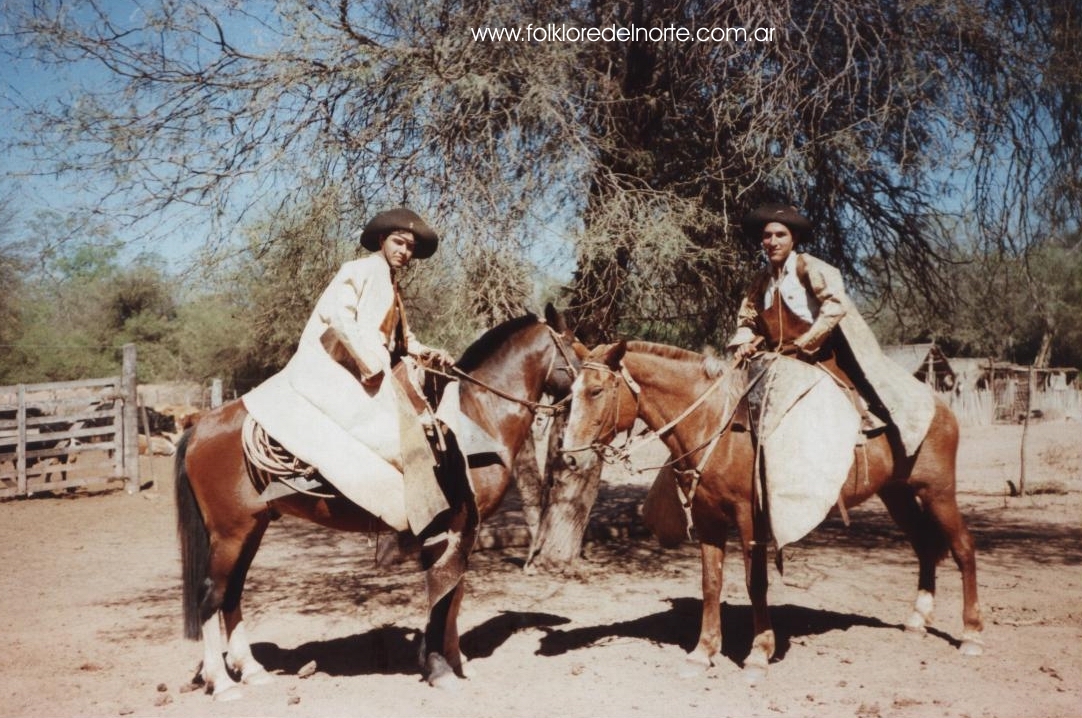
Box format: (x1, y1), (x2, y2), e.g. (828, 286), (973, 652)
(572, 341), (589, 360)
(602, 340), (627, 368)
(544, 302), (568, 333)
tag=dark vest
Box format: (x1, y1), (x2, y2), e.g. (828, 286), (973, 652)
(753, 259), (861, 394)
(379, 285), (409, 364)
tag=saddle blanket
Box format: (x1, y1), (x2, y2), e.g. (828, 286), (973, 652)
(749, 355), (862, 547)
(242, 341), (504, 532)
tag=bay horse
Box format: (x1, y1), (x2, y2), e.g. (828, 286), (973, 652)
(175, 304), (578, 700)
(560, 341), (984, 680)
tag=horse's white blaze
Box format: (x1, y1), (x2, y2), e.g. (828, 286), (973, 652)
(570, 372), (586, 394)
(566, 375), (589, 436)
(561, 374), (597, 463)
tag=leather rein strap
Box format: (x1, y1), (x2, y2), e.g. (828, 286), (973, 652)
(433, 324), (575, 416)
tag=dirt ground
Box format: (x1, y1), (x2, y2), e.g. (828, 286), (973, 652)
(1, 418), (1079, 718)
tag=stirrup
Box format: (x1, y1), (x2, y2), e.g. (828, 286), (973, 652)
(258, 475), (333, 502)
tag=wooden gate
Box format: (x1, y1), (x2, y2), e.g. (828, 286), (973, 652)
(0, 346), (141, 498)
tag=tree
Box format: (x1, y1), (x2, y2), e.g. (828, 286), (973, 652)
(1019, 236), (1082, 369)
(0, 194), (29, 373)
(4, 1), (1078, 348)
(870, 230), (1082, 370)
(4, 0), (1081, 566)
(0, 203), (194, 383)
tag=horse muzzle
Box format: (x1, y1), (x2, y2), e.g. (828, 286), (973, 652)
(558, 445), (596, 472)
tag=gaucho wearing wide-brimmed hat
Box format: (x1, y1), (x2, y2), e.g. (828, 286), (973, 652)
(726, 202), (935, 457)
(242, 206), (456, 534)
(359, 207), (440, 260)
(740, 202), (813, 242)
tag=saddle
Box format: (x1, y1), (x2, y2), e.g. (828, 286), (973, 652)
(244, 333), (455, 531)
(739, 353), (863, 547)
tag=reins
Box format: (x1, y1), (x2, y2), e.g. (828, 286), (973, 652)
(426, 324), (575, 416)
(444, 366), (571, 415)
(566, 355), (771, 521)
(567, 357), (764, 468)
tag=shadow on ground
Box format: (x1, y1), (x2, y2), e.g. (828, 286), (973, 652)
(534, 597), (909, 667)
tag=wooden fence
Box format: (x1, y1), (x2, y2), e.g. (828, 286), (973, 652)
(944, 385), (1082, 427)
(0, 345), (140, 498)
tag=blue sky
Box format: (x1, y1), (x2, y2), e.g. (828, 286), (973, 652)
(0, 2), (276, 273)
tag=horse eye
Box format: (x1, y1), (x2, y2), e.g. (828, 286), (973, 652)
(588, 386), (604, 398)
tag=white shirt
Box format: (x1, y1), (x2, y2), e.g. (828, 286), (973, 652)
(762, 252), (819, 324)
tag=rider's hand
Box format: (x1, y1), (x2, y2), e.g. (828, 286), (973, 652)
(733, 342), (759, 361)
(424, 348), (455, 368)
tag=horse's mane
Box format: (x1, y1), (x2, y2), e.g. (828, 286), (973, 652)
(625, 341), (703, 364)
(456, 313), (540, 371)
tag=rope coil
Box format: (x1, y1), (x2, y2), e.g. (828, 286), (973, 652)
(242, 414), (316, 479)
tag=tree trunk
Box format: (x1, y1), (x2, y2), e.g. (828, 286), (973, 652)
(524, 411), (604, 573)
(510, 419), (545, 544)
(1034, 329), (1054, 369)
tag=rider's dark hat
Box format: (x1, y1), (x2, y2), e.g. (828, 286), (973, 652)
(359, 208), (439, 259)
(742, 203), (813, 242)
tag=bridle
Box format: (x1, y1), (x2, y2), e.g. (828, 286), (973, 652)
(562, 356), (766, 474)
(558, 360), (642, 463)
(432, 323), (578, 416)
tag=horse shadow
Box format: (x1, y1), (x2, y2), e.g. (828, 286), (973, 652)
(248, 599), (958, 676)
(251, 610), (570, 678)
(536, 598), (919, 666)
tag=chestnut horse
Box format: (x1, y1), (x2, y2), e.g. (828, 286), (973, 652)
(175, 305), (578, 699)
(560, 341), (983, 680)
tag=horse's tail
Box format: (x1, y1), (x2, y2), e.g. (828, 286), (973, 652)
(174, 428), (208, 640)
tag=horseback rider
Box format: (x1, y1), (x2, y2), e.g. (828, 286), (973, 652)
(726, 203), (934, 456)
(241, 207), (457, 532)
(305, 207), (454, 384)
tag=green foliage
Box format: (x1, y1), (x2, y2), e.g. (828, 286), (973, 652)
(0, 224), (188, 383)
(173, 295), (255, 393)
(0, 204), (30, 365)
(870, 232), (1082, 370)
(399, 257), (485, 359)
(231, 190), (353, 386)
(3, 1), (1082, 378)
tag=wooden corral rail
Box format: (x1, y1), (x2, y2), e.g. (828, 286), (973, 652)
(0, 345), (141, 498)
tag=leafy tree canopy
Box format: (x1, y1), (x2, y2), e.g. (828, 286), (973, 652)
(1, 0), (1079, 375)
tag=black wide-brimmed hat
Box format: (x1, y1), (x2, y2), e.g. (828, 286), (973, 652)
(742, 203), (813, 242)
(359, 207), (439, 259)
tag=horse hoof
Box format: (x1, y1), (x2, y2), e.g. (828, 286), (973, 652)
(212, 684), (244, 702)
(959, 638), (985, 657)
(742, 664), (767, 686)
(679, 653), (710, 678)
(904, 619), (928, 636)
(459, 657), (476, 679)
(904, 611), (930, 633)
(425, 654), (461, 690)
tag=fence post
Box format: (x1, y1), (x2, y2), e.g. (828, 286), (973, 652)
(121, 344), (140, 495)
(16, 385), (27, 496)
(211, 378), (223, 408)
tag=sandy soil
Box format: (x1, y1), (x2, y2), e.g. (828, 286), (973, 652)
(0, 419), (1079, 718)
